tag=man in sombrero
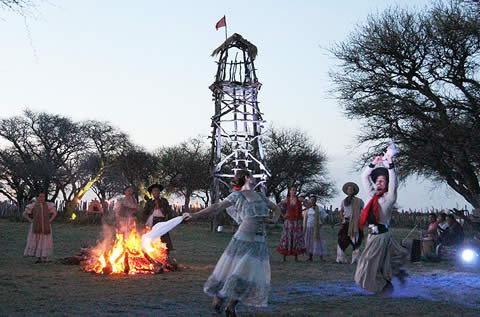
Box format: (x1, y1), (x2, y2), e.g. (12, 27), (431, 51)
(354, 150), (408, 293)
(143, 184), (175, 252)
(336, 182), (364, 264)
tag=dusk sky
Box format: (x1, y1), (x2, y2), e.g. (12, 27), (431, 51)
(0, 0), (471, 210)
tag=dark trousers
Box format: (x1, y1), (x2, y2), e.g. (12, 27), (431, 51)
(153, 217), (174, 252)
(338, 221), (363, 251)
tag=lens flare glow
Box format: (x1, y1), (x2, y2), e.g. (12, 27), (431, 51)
(462, 249), (475, 263)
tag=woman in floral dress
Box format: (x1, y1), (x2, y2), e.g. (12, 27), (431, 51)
(277, 186), (307, 262)
(183, 170), (280, 316)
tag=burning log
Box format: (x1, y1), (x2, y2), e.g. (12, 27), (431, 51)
(102, 262), (113, 275)
(58, 247), (92, 265)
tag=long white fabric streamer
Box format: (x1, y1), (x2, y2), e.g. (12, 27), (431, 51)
(141, 216), (184, 250)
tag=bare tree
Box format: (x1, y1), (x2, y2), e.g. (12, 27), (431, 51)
(65, 121), (133, 201)
(87, 155), (126, 202)
(113, 147), (159, 196)
(0, 149), (29, 203)
(0, 111), (134, 215)
(0, 109), (87, 202)
(80, 121), (133, 203)
(264, 126), (336, 203)
(331, 1), (480, 207)
(156, 137), (210, 210)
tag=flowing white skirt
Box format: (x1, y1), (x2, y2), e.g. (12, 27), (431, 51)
(304, 225), (328, 256)
(204, 232), (271, 307)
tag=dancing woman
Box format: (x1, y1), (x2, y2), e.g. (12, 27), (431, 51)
(183, 170), (280, 316)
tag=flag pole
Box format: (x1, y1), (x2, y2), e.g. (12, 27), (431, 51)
(224, 15), (228, 42)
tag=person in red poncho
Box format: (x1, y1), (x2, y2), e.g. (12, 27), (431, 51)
(354, 153), (408, 294)
(277, 186), (307, 262)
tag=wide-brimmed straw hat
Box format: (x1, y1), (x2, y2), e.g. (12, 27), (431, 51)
(370, 167), (389, 183)
(342, 182), (359, 195)
(147, 183), (164, 193)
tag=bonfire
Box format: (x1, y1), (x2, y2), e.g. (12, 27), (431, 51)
(83, 222), (174, 275)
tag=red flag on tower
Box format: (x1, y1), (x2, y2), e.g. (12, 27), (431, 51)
(215, 16), (226, 30)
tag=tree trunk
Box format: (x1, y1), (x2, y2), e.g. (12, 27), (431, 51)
(184, 192), (191, 212)
(65, 200), (77, 219)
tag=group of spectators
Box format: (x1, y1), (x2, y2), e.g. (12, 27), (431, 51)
(421, 212), (466, 261)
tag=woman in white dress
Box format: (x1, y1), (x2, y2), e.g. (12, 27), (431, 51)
(23, 192), (57, 263)
(303, 196), (328, 262)
(183, 170), (280, 316)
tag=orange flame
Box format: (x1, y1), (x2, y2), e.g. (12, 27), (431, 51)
(84, 222), (168, 275)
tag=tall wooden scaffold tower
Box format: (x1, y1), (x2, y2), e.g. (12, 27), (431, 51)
(209, 33), (270, 204)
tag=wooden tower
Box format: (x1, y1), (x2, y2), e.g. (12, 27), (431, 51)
(209, 33), (270, 203)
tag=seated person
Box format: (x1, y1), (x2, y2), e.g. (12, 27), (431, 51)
(436, 212), (449, 238)
(421, 213), (438, 257)
(434, 214), (465, 262)
(87, 198), (103, 213)
(438, 214), (464, 246)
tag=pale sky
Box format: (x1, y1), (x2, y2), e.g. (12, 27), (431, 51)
(0, 0), (471, 211)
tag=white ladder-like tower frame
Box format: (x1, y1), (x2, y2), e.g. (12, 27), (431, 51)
(209, 33), (270, 204)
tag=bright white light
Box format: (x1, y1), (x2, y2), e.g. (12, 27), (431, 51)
(462, 249), (475, 263)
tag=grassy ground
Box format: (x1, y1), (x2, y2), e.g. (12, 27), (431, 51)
(0, 219), (479, 316)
